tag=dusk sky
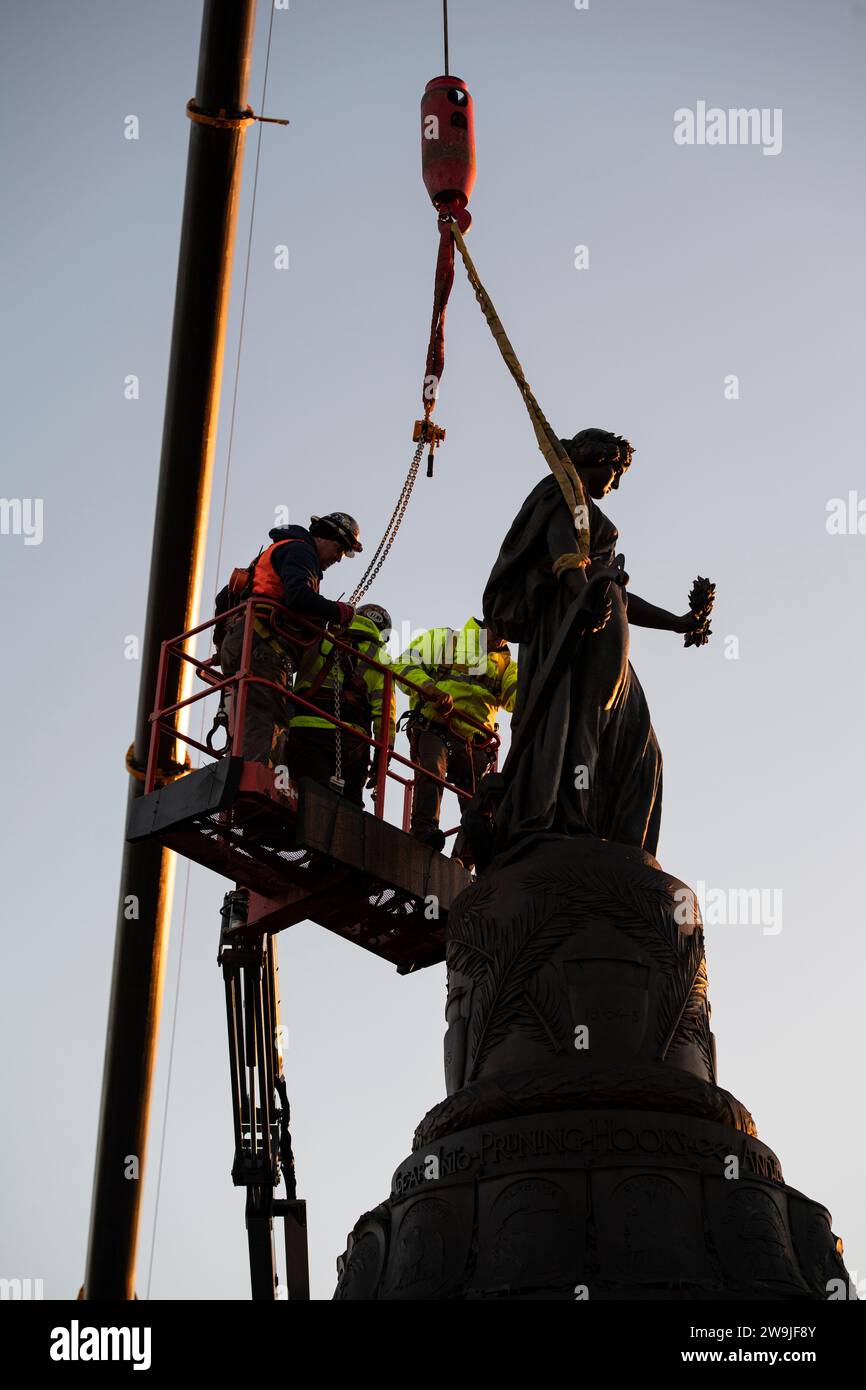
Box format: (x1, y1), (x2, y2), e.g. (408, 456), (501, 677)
(2, 0), (864, 1300)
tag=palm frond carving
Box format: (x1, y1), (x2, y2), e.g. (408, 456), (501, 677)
(448, 896), (576, 1081)
(662, 955), (715, 1079)
(457, 859), (712, 1072)
(534, 862), (711, 1070)
(526, 864), (681, 969)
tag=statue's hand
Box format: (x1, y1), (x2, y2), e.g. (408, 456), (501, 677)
(580, 593), (613, 635)
(676, 611), (700, 635)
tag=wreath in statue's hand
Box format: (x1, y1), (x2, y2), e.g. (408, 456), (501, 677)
(682, 576), (715, 648)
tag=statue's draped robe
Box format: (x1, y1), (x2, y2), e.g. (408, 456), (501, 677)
(482, 476), (663, 855)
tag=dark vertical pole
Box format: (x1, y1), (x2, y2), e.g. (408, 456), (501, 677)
(84, 0), (259, 1299)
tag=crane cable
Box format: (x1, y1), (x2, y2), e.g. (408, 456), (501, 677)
(423, 0), (592, 565)
(346, 205), (450, 607)
(345, 1), (454, 608)
(145, 0), (280, 1299)
(350, 208), (594, 608)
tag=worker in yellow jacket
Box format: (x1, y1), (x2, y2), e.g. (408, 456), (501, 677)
(286, 603), (396, 806)
(392, 616), (517, 860)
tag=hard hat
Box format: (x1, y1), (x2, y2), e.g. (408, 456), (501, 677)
(309, 511), (363, 554)
(357, 602), (393, 637)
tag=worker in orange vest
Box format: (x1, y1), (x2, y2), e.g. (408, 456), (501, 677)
(215, 512), (362, 766)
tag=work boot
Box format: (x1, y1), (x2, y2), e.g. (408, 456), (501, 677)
(412, 827), (446, 853)
(451, 829), (474, 871)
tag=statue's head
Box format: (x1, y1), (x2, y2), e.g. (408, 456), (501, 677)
(561, 428), (634, 499)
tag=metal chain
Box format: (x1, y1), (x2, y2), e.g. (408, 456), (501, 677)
(349, 439), (425, 605)
(336, 430), (429, 788)
(330, 663), (343, 791)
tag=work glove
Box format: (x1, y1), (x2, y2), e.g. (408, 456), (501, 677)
(333, 601), (355, 627)
(420, 681), (454, 717)
(365, 745), (394, 798)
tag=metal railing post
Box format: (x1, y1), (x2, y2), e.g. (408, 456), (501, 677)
(375, 669), (392, 816)
(144, 638), (172, 793)
(233, 600), (256, 761)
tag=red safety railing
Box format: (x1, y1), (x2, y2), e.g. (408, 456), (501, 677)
(144, 597), (500, 840)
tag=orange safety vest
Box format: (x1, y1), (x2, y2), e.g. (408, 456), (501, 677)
(246, 537), (321, 653)
(250, 538), (303, 600)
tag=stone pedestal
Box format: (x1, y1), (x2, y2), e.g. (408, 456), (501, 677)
(334, 836), (853, 1300)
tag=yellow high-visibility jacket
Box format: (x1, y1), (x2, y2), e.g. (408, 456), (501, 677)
(392, 617), (517, 741)
(289, 613), (396, 741)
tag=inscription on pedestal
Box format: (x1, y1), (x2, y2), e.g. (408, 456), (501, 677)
(393, 1113), (783, 1197)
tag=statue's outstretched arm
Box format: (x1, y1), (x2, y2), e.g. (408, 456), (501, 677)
(627, 592), (694, 634)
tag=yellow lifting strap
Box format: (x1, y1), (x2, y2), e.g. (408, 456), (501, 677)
(450, 223), (591, 569)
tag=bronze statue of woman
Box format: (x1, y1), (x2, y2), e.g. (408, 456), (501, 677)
(481, 427), (705, 858)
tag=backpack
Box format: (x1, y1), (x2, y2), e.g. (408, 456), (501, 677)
(228, 546), (264, 602)
(212, 547), (264, 649)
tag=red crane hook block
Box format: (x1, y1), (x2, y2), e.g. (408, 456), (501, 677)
(420, 76), (476, 231)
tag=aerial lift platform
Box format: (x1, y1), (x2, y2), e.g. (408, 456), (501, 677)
(126, 596), (496, 1297)
(127, 597), (485, 971)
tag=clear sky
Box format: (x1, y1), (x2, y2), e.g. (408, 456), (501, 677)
(2, 0), (864, 1300)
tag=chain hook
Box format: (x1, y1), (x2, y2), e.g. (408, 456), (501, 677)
(206, 692), (231, 754)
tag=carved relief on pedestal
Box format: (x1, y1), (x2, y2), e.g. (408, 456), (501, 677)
(333, 836), (854, 1301)
(443, 835), (715, 1095)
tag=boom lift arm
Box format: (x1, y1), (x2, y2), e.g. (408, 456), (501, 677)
(218, 888), (309, 1300)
